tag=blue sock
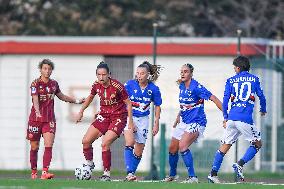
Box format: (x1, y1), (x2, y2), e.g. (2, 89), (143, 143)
(124, 146), (134, 174)
(169, 152), (179, 177)
(211, 150), (225, 175)
(132, 153), (142, 173)
(180, 149), (195, 177)
(240, 146), (258, 164)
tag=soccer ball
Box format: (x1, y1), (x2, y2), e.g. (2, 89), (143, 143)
(74, 164), (92, 180)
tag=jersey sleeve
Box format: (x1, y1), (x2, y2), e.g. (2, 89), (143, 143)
(55, 81), (61, 94)
(196, 83), (212, 100)
(120, 85), (129, 101)
(90, 83), (97, 96)
(222, 79), (231, 120)
(30, 80), (38, 96)
(124, 80), (131, 96)
(255, 78), (267, 113)
(152, 86), (162, 106)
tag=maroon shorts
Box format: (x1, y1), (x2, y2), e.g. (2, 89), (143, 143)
(26, 121), (56, 141)
(91, 113), (127, 136)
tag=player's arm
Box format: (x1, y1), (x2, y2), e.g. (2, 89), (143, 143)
(76, 94), (95, 123)
(222, 80), (231, 127)
(173, 111), (181, 128)
(255, 78), (267, 116)
(32, 95), (42, 118)
(152, 105), (161, 136)
(210, 95), (223, 111)
(124, 98), (135, 131)
(56, 92), (85, 104)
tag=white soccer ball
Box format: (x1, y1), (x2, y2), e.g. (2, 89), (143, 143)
(75, 164), (92, 180)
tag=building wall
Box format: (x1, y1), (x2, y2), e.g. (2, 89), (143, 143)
(0, 54), (267, 173)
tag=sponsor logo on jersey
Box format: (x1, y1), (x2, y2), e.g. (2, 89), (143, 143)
(31, 87), (36, 94)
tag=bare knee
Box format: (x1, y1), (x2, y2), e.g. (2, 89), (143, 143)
(219, 143), (232, 154)
(82, 137), (92, 148)
(179, 142), (188, 152)
(252, 140), (262, 150)
(169, 140), (179, 154)
(30, 142), (39, 151)
(101, 141), (111, 151)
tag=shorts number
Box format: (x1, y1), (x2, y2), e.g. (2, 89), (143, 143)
(115, 119), (121, 126)
(232, 82), (251, 101)
(143, 129), (148, 139)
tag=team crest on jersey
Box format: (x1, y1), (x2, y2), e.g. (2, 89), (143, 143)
(31, 87), (36, 94)
(147, 90), (152, 95)
(110, 93), (116, 99)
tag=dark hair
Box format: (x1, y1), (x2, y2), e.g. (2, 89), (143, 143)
(38, 59), (54, 70)
(96, 61), (110, 74)
(138, 61), (162, 82)
(176, 63), (194, 84)
(233, 55), (250, 72)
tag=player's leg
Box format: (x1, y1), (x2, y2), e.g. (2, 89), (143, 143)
(30, 141), (40, 179)
(123, 122), (135, 176)
(100, 130), (118, 181)
(82, 125), (103, 169)
(179, 126), (199, 183)
(233, 122), (262, 181)
(26, 121), (42, 179)
(163, 122), (183, 182)
(100, 114), (127, 181)
(41, 131), (55, 179)
(130, 117), (149, 176)
(163, 137), (179, 181)
(208, 120), (239, 183)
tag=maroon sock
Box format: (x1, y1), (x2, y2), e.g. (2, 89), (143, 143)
(102, 150), (111, 171)
(30, 149), (38, 170)
(43, 147), (52, 169)
(83, 147), (93, 161)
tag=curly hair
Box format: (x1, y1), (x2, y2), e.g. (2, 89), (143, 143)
(38, 59), (54, 70)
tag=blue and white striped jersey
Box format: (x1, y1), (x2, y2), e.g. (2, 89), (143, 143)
(179, 79), (212, 125)
(125, 79), (162, 117)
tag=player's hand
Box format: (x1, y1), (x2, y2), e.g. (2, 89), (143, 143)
(128, 118), (137, 133)
(76, 111), (84, 123)
(173, 117), (180, 128)
(223, 119), (227, 128)
(152, 125), (159, 136)
(93, 111), (100, 121)
(78, 98), (85, 104)
(260, 112), (266, 116)
(35, 111), (42, 118)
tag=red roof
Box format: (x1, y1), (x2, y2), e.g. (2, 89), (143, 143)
(0, 37), (268, 56)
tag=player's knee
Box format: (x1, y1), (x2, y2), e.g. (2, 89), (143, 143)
(169, 143), (178, 154)
(82, 137), (91, 147)
(31, 145), (39, 151)
(252, 140), (262, 150)
(101, 141), (110, 151)
(178, 143), (188, 152)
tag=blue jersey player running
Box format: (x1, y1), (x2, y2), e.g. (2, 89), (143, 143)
(208, 56), (267, 183)
(123, 61), (162, 181)
(163, 64), (222, 183)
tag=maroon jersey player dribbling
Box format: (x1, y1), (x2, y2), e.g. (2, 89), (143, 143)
(76, 62), (134, 181)
(27, 59), (84, 180)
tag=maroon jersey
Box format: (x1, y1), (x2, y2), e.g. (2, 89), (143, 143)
(29, 78), (61, 122)
(91, 78), (128, 115)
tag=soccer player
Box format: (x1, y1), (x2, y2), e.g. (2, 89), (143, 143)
(76, 61), (134, 181)
(27, 59), (84, 179)
(123, 61), (162, 181)
(163, 63), (222, 183)
(207, 56), (266, 183)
